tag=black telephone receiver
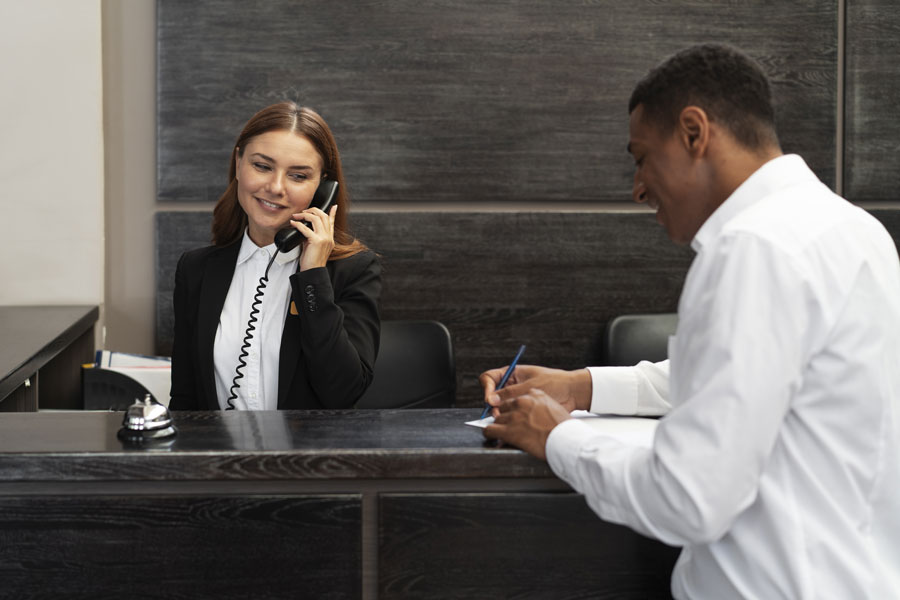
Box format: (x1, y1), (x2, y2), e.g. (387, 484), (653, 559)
(274, 179), (339, 253)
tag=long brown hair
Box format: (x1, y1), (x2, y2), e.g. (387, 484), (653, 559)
(211, 102), (367, 260)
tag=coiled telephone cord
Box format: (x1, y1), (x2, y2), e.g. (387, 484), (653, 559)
(225, 251), (279, 410)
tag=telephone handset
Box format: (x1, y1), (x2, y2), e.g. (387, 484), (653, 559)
(274, 179), (339, 253)
(224, 179), (338, 409)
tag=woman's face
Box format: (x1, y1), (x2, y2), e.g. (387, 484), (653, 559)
(235, 130), (324, 246)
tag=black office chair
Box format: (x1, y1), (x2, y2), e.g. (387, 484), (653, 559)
(355, 320), (456, 409)
(601, 313), (678, 366)
(82, 368), (157, 410)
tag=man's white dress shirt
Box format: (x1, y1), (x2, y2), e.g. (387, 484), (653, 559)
(213, 230), (300, 410)
(547, 155), (900, 598)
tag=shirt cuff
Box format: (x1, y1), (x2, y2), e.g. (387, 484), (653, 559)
(586, 366), (638, 414)
(545, 418), (597, 491)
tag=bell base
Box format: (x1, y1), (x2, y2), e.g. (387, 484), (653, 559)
(117, 425), (177, 442)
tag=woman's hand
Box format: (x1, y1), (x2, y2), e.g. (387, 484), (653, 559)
(292, 204), (338, 271)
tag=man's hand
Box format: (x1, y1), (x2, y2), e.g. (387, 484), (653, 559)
(479, 365), (592, 415)
(483, 389), (572, 460)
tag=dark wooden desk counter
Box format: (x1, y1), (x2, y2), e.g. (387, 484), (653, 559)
(0, 409), (678, 599)
(0, 305), (98, 409)
(0, 409), (552, 482)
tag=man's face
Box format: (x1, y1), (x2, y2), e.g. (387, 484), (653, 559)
(627, 105), (711, 245)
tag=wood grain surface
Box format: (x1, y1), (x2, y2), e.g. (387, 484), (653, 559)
(379, 493), (680, 599)
(155, 204), (900, 406)
(0, 410), (674, 599)
(0, 494), (361, 600)
(155, 210), (695, 406)
(845, 0), (900, 202)
(152, 0), (900, 408)
(157, 0), (837, 204)
(0, 409), (553, 482)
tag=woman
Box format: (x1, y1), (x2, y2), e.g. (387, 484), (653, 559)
(169, 102), (381, 410)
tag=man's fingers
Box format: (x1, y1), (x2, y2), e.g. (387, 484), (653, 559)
(495, 397), (519, 415)
(479, 367), (506, 395)
(483, 423), (503, 439)
(495, 380), (533, 402)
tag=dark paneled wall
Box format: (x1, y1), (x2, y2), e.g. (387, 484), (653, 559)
(156, 211), (694, 404)
(845, 0), (900, 201)
(157, 0), (837, 203)
(154, 1), (900, 407)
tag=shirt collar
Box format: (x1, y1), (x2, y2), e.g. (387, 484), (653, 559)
(236, 228), (301, 266)
(691, 154), (818, 252)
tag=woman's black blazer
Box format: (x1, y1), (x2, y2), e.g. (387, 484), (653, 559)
(169, 239), (382, 410)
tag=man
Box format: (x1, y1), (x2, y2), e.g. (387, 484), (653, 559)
(482, 44), (900, 599)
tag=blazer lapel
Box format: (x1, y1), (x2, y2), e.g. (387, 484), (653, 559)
(197, 241), (240, 410)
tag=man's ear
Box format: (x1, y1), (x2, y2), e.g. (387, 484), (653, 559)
(678, 106), (709, 156)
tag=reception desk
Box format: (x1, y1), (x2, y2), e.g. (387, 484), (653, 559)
(0, 409), (678, 599)
(0, 305), (98, 411)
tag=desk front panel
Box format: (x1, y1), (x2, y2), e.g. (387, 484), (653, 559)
(0, 494), (361, 600)
(379, 492), (678, 599)
(0, 409), (677, 598)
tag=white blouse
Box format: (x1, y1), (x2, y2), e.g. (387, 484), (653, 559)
(213, 230), (300, 410)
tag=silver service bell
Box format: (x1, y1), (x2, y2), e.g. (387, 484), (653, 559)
(117, 393), (177, 441)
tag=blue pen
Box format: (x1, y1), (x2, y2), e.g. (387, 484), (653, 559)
(481, 344), (526, 418)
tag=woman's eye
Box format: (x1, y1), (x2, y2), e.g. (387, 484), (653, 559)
(253, 162), (271, 171)
(288, 173), (308, 182)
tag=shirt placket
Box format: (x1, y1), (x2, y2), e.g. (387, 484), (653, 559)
(245, 248), (268, 410)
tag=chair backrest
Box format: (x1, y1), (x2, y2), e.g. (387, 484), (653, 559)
(83, 368), (159, 410)
(601, 313), (678, 366)
(355, 320), (456, 409)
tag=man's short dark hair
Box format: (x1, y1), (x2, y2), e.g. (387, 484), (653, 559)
(628, 44), (780, 151)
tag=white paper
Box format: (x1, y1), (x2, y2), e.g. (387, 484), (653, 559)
(467, 410), (596, 428)
(96, 350), (171, 368)
(465, 415), (495, 428)
(467, 410), (658, 448)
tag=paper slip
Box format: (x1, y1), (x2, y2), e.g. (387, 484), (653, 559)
(467, 409), (595, 428)
(467, 410), (658, 448)
(465, 416), (495, 428)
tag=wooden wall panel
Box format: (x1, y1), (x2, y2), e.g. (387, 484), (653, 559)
(156, 210), (695, 406)
(154, 0), (861, 408)
(379, 493), (680, 599)
(0, 495), (361, 599)
(845, 0), (900, 202)
(156, 205), (900, 407)
(157, 0), (837, 205)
